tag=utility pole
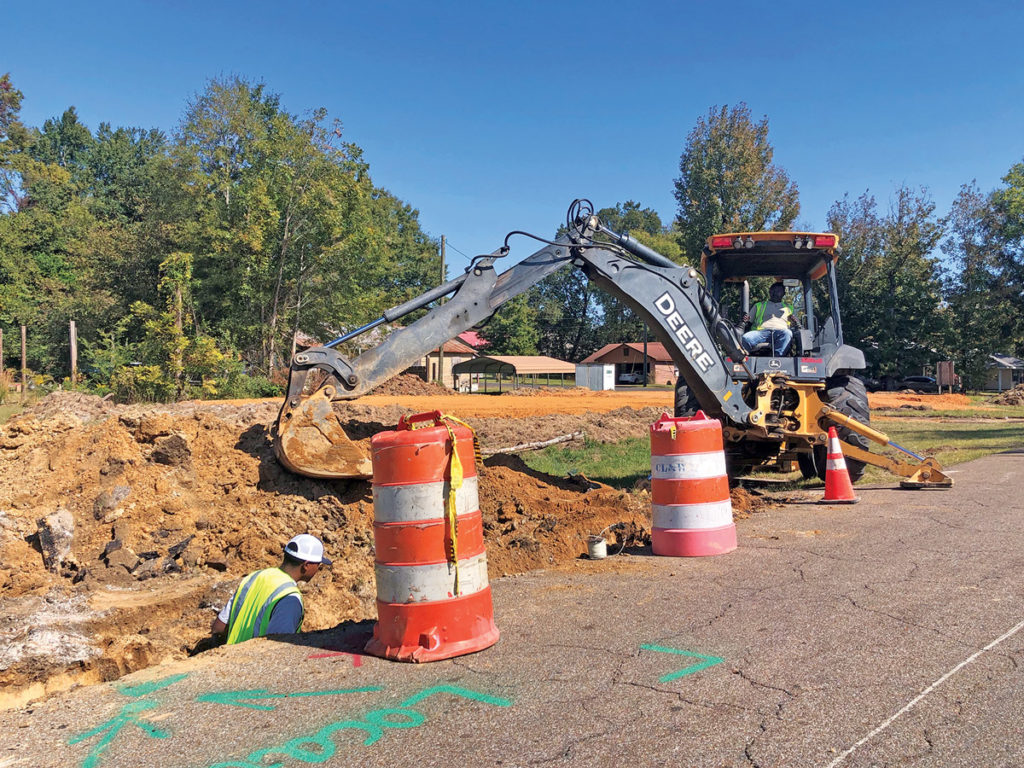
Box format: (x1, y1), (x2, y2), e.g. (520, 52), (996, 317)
(438, 235), (446, 387)
(643, 323), (649, 387)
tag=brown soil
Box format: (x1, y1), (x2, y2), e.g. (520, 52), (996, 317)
(367, 373), (451, 396)
(0, 388), (764, 710)
(868, 392), (973, 410)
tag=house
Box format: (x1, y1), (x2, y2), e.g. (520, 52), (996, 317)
(580, 343), (677, 385)
(986, 354), (1024, 391)
(409, 338), (479, 388)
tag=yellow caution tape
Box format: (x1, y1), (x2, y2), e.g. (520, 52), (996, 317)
(439, 414), (472, 597)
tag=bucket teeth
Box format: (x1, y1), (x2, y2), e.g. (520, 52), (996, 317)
(274, 388), (373, 479)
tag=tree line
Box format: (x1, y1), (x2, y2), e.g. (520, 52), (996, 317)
(1, 77), (1021, 398)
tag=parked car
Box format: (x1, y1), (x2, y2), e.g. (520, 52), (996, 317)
(898, 375), (939, 393)
(617, 372), (644, 384)
(853, 373), (882, 392)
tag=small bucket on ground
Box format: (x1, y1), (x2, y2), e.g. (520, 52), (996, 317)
(587, 535), (607, 559)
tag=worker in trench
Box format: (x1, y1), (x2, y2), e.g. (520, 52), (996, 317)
(210, 534), (331, 644)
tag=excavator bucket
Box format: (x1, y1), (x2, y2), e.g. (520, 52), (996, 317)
(273, 386), (374, 479)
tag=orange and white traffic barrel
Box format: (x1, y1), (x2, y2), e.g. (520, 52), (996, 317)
(649, 411), (736, 557)
(364, 411), (499, 662)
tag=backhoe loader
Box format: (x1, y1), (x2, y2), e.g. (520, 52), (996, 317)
(273, 200), (951, 489)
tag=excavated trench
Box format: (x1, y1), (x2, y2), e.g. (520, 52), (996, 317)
(0, 385), (769, 709)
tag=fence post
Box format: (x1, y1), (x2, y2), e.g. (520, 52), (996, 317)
(70, 320), (78, 389)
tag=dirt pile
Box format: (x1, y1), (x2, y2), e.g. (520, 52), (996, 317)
(368, 373), (450, 396)
(0, 391), (687, 708)
(989, 383), (1024, 406)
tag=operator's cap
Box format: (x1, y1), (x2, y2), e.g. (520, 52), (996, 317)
(284, 534), (332, 565)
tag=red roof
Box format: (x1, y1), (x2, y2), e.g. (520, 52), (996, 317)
(580, 342), (673, 364)
(432, 338), (477, 355)
(457, 331), (488, 349)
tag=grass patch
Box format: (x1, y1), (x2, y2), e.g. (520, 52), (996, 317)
(859, 419), (1024, 483)
(0, 404), (23, 424)
(522, 436), (651, 490)
(522, 416), (1024, 489)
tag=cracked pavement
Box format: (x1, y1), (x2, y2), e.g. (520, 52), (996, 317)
(3, 449), (1024, 767)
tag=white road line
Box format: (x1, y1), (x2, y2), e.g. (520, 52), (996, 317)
(824, 617), (1024, 768)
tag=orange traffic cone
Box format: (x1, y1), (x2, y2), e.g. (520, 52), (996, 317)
(819, 427), (859, 504)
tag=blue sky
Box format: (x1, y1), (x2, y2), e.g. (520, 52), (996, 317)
(7, 0), (1024, 274)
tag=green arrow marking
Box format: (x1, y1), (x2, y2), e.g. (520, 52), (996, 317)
(117, 673), (189, 698)
(196, 686), (382, 711)
(640, 644), (724, 683)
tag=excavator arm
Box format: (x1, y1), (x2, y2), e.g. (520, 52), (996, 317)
(275, 201), (757, 478)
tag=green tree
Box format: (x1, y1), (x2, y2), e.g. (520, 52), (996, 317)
(166, 76), (438, 375)
(674, 103), (799, 263)
(940, 183), (1014, 389)
(483, 294), (539, 354)
(827, 186), (946, 376)
(990, 159), (1024, 355)
(0, 73), (30, 213)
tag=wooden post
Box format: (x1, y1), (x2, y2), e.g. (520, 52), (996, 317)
(69, 320), (78, 389)
(21, 325), (27, 402)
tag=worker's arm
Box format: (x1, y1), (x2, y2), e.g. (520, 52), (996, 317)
(211, 599), (232, 635)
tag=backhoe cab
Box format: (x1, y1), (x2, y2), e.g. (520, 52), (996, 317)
(695, 232), (949, 487)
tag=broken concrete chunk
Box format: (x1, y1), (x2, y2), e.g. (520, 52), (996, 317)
(102, 539), (123, 557)
(37, 508), (75, 572)
(133, 556), (180, 580)
(151, 433), (192, 467)
(93, 485), (131, 519)
(168, 535), (195, 560)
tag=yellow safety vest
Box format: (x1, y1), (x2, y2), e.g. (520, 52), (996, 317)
(225, 567), (303, 645)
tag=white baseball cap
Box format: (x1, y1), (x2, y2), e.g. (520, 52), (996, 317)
(284, 534), (331, 565)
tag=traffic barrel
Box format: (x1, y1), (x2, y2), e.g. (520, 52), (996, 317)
(364, 411), (499, 662)
(649, 412), (736, 556)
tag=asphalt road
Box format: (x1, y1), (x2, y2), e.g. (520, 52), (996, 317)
(3, 449), (1023, 768)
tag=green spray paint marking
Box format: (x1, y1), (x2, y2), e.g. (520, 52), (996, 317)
(68, 700), (170, 768)
(116, 673), (189, 698)
(196, 686), (383, 711)
(70, 673), (188, 768)
(640, 644), (724, 683)
(401, 684), (511, 708)
(207, 684), (513, 768)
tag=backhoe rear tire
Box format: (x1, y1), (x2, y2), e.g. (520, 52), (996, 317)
(814, 374), (870, 483)
(674, 382), (701, 418)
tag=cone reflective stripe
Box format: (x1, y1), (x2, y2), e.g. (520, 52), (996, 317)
(650, 412), (736, 556)
(366, 411), (498, 662)
(820, 426), (859, 504)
